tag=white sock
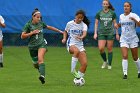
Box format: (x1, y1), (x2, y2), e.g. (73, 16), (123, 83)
(122, 59), (128, 75)
(0, 53), (3, 63)
(71, 57), (78, 73)
(134, 58), (140, 73)
(78, 71), (85, 77)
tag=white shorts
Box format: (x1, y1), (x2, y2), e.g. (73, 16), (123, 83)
(120, 42), (138, 48)
(67, 44), (85, 52)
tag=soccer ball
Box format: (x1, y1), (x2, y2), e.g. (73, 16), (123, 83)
(73, 77), (85, 86)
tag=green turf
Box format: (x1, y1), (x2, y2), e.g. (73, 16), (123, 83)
(0, 46), (140, 93)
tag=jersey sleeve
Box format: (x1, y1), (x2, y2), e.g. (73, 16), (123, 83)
(83, 23), (88, 31)
(65, 22), (70, 32)
(22, 23), (30, 33)
(112, 12), (117, 20)
(0, 15), (5, 24)
(42, 22), (47, 28)
(134, 13), (140, 22)
(119, 15), (122, 24)
(95, 11), (100, 20)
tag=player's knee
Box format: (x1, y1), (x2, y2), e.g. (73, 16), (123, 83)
(99, 48), (104, 53)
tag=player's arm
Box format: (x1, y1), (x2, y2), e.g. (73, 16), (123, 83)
(113, 19), (120, 40)
(76, 31), (87, 40)
(46, 25), (63, 34)
(130, 17), (140, 27)
(0, 16), (6, 28)
(0, 22), (5, 28)
(62, 31), (67, 44)
(21, 30), (39, 39)
(93, 19), (98, 40)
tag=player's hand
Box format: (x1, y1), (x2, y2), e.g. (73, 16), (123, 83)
(62, 38), (66, 44)
(116, 34), (120, 41)
(32, 29), (40, 34)
(76, 36), (83, 41)
(93, 33), (97, 40)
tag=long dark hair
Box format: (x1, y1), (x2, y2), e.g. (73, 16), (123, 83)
(108, 1), (115, 11)
(75, 10), (90, 28)
(103, 0), (115, 11)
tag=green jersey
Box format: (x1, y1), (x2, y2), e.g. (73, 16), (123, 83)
(95, 9), (116, 35)
(23, 20), (47, 48)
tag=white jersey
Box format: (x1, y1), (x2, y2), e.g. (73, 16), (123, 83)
(0, 15), (5, 38)
(65, 20), (87, 46)
(119, 12), (140, 43)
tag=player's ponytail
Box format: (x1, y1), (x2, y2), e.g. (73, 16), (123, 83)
(75, 10), (90, 28)
(108, 2), (115, 11)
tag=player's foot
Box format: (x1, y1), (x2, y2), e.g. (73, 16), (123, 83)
(108, 65), (112, 69)
(71, 70), (80, 79)
(39, 75), (45, 84)
(138, 73), (140, 78)
(123, 74), (127, 79)
(101, 62), (107, 69)
(0, 63), (3, 68)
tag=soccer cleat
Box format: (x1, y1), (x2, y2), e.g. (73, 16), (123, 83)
(108, 65), (112, 69)
(39, 75), (45, 84)
(123, 74), (127, 79)
(138, 73), (140, 78)
(0, 63), (3, 68)
(71, 70), (80, 79)
(101, 62), (107, 69)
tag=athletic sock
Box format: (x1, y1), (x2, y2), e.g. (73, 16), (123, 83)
(32, 57), (39, 69)
(71, 57), (78, 73)
(39, 63), (45, 77)
(134, 58), (140, 73)
(108, 52), (113, 66)
(100, 52), (107, 62)
(122, 59), (128, 75)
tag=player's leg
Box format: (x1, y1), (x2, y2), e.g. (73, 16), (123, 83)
(78, 51), (87, 78)
(130, 43), (140, 78)
(29, 49), (39, 69)
(38, 48), (47, 84)
(0, 39), (3, 68)
(121, 43), (129, 79)
(69, 45), (80, 78)
(106, 40), (114, 69)
(98, 39), (107, 68)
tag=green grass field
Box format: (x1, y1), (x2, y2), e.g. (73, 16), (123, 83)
(0, 46), (140, 93)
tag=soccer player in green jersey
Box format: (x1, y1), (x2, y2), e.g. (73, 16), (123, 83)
(21, 8), (63, 84)
(93, 0), (119, 69)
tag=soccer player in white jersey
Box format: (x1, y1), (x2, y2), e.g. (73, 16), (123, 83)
(62, 10), (90, 79)
(118, 2), (140, 79)
(0, 15), (6, 68)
